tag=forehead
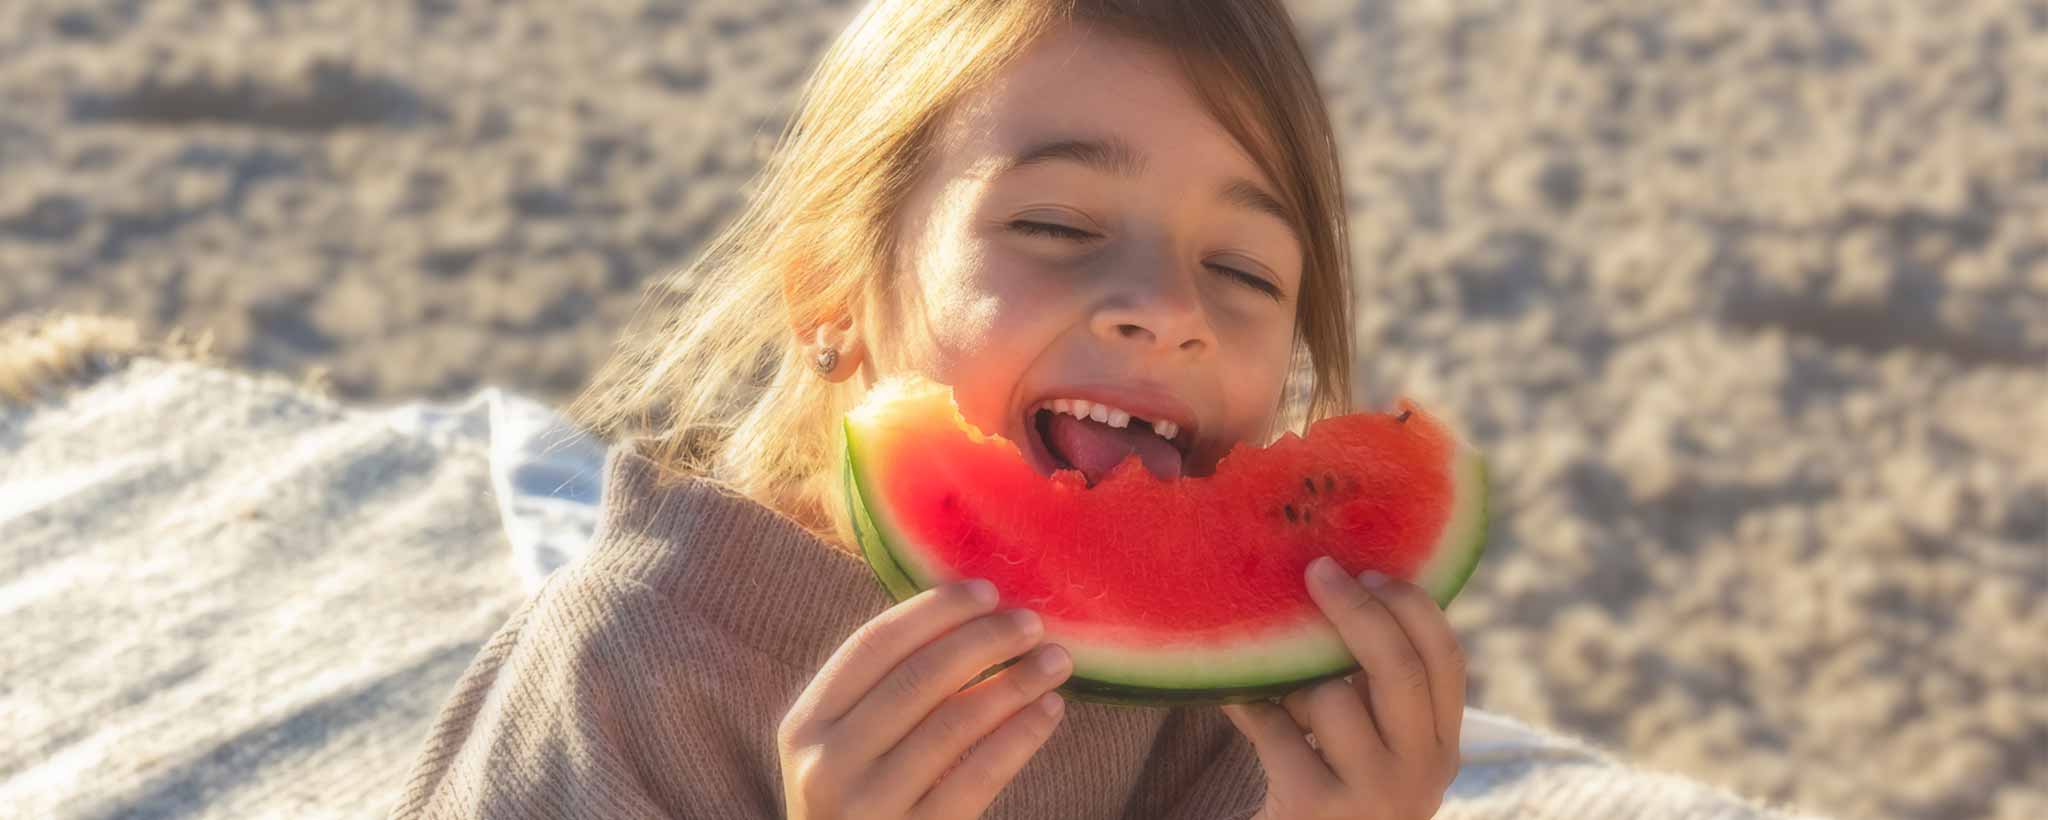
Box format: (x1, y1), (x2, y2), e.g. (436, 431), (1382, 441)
(932, 24), (1272, 185)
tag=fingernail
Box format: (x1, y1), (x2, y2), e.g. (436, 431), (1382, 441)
(1358, 570), (1388, 589)
(966, 579), (998, 608)
(1309, 556), (1345, 585)
(1035, 644), (1070, 676)
(1036, 691), (1064, 716)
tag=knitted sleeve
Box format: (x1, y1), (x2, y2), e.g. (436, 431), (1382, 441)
(388, 566), (782, 819)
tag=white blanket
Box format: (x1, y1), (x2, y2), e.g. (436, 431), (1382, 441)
(2, 359), (522, 817)
(1, 358), (1815, 818)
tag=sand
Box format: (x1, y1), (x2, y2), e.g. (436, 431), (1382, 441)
(0, 1), (2042, 817)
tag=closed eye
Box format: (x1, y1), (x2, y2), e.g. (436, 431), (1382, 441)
(1008, 220), (1097, 241)
(1209, 263), (1283, 301)
(1012, 220), (1284, 301)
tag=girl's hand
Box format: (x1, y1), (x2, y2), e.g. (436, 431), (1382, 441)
(1220, 557), (1466, 820)
(777, 579), (1073, 819)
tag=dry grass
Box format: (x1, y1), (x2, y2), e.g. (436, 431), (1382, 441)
(0, 312), (238, 407)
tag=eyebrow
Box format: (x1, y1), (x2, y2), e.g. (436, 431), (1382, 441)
(1219, 177), (1294, 231)
(997, 136), (1298, 235)
(1002, 136), (1147, 178)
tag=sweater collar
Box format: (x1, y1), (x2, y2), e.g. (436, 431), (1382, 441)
(584, 440), (890, 673)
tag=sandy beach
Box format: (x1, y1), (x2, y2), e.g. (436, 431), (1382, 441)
(2, 1), (2043, 817)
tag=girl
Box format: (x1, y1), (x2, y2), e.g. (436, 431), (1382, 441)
(394, 1), (1464, 818)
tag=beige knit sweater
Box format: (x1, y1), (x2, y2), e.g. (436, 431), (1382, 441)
(391, 442), (1267, 819)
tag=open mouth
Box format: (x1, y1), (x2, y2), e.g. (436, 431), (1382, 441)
(1026, 399), (1194, 484)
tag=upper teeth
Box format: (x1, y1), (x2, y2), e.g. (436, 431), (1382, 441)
(1035, 399), (1181, 441)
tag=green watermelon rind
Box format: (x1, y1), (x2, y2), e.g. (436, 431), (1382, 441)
(843, 420), (921, 603)
(841, 414), (1490, 708)
(1414, 449), (1490, 608)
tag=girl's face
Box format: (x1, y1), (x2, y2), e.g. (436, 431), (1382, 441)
(874, 23), (1303, 483)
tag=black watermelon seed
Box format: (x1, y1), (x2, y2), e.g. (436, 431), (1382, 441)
(1323, 475), (1336, 493)
(1303, 477), (1316, 495)
(1395, 409), (1412, 424)
(1284, 504), (1298, 523)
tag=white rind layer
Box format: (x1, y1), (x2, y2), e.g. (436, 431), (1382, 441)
(1050, 615), (1354, 690)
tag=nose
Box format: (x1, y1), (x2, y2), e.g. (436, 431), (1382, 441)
(1089, 257), (1215, 356)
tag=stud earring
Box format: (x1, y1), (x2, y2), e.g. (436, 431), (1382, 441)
(813, 346), (839, 375)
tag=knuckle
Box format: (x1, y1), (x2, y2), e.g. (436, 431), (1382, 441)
(974, 614), (1015, 646)
(1437, 756), (1461, 792)
(1004, 697), (1057, 741)
(1008, 663), (1045, 701)
(1397, 655), (1431, 691)
(792, 754), (842, 805)
(948, 750), (1002, 796)
(845, 621), (891, 661)
(778, 706), (828, 753)
(942, 581), (986, 613)
(927, 702), (975, 742)
(1341, 587), (1386, 620)
(775, 714), (806, 750)
(840, 786), (891, 819)
(1441, 637), (1470, 675)
(987, 611), (1035, 645)
(1377, 578), (1428, 607)
(1027, 699), (1063, 734)
(888, 655), (937, 701)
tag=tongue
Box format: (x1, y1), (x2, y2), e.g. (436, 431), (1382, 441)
(1045, 413), (1184, 484)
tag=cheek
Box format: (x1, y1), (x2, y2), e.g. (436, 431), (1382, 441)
(909, 245), (1068, 431)
(1214, 319), (1297, 437)
(917, 241), (1015, 365)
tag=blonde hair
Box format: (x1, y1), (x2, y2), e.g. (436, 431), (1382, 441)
(568, 0), (1353, 546)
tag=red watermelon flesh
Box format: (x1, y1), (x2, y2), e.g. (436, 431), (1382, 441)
(842, 375), (1488, 706)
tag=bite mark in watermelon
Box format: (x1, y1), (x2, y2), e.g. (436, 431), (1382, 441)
(842, 376), (1488, 707)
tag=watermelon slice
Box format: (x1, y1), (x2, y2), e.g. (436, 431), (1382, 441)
(841, 375), (1488, 707)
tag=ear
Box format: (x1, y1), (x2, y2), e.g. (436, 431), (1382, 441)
(800, 313), (865, 383)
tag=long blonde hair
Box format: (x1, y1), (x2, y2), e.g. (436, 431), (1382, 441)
(568, 0), (1353, 546)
